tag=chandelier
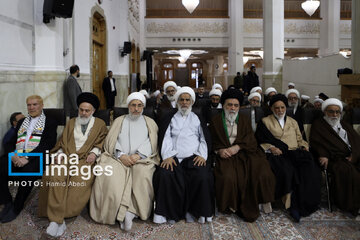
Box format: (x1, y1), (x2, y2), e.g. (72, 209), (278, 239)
(301, 0), (320, 16)
(182, 0), (199, 14)
(179, 49), (192, 63)
(163, 49), (207, 63)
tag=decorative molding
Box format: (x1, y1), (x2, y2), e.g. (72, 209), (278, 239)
(128, 0), (140, 34)
(146, 20), (228, 35)
(284, 21), (320, 34)
(340, 20), (351, 35)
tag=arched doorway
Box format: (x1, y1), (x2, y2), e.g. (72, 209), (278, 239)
(91, 12), (106, 109)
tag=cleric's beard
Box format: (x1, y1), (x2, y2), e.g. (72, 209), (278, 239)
(324, 115), (340, 127)
(77, 115), (92, 125)
(224, 109), (238, 124)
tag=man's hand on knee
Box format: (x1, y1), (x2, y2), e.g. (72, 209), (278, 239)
(193, 155), (206, 167)
(160, 157), (177, 171)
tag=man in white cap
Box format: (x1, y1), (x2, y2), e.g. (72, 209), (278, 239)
(209, 89), (222, 109)
(38, 92), (108, 237)
(286, 89), (306, 139)
(153, 87), (214, 224)
(301, 95), (314, 109)
(313, 98), (323, 110)
(310, 98), (360, 216)
(288, 82), (295, 89)
(247, 92), (262, 131)
(90, 92), (160, 231)
(250, 86), (262, 95)
(160, 81), (178, 108)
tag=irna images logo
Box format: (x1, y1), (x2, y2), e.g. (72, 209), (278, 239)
(8, 150), (43, 176)
(8, 150), (113, 180)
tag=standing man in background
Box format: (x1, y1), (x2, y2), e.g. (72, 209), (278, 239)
(102, 70), (117, 109)
(64, 65), (82, 116)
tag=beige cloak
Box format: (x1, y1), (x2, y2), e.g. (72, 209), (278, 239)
(38, 117), (108, 223)
(89, 115), (159, 224)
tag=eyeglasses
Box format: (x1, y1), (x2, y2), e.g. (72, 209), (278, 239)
(288, 97), (298, 101)
(166, 89), (176, 94)
(326, 110), (341, 115)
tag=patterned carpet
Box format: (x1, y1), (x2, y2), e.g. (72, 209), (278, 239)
(0, 187), (359, 240)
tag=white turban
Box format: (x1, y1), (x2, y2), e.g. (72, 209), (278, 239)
(265, 87), (277, 96)
(248, 92), (262, 102)
(285, 89), (300, 98)
(139, 89), (150, 99)
(250, 86), (262, 94)
(127, 92), (146, 107)
(314, 98), (324, 104)
(301, 95), (310, 100)
(212, 83), (223, 91)
(209, 89), (222, 97)
(175, 86), (196, 104)
(288, 82), (295, 87)
(153, 90), (161, 97)
(315, 95), (319, 99)
(176, 86), (181, 90)
(163, 81), (177, 92)
(322, 98), (343, 112)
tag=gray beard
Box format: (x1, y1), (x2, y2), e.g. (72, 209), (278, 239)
(168, 95), (175, 102)
(288, 102), (298, 109)
(224, 110), (238, 124)
(324, 115), (340, 127)
(77, 115), (92, 125)
(178, 104), (192, 116)
(129, 110), (143, 120)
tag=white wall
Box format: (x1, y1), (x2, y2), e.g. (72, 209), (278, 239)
(0, 0), (34, 68)
(282, 54), (351, 100)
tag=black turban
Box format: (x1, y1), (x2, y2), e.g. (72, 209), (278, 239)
(221, 88), (244, 106)
(77, 92), (100, 110)
(269, 93), (288, 107)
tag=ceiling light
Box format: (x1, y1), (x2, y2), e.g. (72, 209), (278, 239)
(182, 0), (199, 14)
(301, 0), (320, 17)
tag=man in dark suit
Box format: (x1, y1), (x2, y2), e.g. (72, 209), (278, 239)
(64, 65), (82, 116)
(102, 70), (117, 109)
(0, 95), (57, 223)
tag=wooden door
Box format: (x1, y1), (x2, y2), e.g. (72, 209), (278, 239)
(92, 12), (106, 109)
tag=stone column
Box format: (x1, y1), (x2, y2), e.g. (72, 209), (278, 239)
(228, 0), (244, 76)
(214, 56), (226, 88)
(352, 0), (360, 73)
(262, 0), (284, 91)
(319, 0), (340, 56)
(206, 59), (214, 87)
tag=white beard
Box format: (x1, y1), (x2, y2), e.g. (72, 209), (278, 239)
(77, 115), (92, 125)
(168, 95), (175, 102)
(324, 115), (340, 127)
(129, 110), (143, 120)
(288, 101), (298, 109)
(224, 109), (238, 124)
(177, 104), (192, 116)
(274, 112), (285, 121)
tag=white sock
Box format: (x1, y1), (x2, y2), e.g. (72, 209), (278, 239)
(46, 222), (59, 237)
(153, 214), (167, 224)
(124, 211), (136, 231)
(56, 221), (66, 237)
(185, 212), (195, 223)
(198, 216), (205, 224)
(206, 217), (213, 222)
(119, 221), (125, 230)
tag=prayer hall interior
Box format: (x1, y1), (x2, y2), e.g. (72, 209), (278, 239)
(0, 0), (359, 239)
